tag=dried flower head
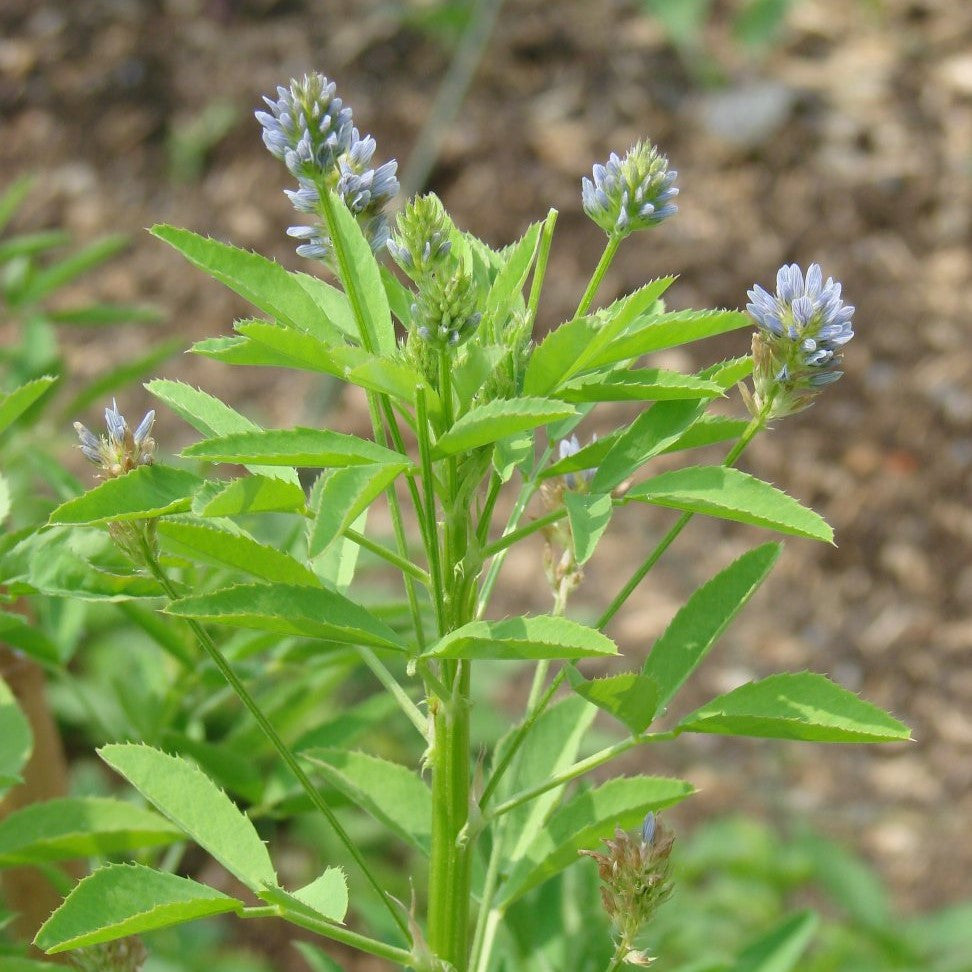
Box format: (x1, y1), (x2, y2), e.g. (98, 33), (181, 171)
(74, 400), (155, 479)
(581, 813), (674, 964)
(582, 141), (678, 238)
(257, 73), (398, 262)
(746, 263), (855, 418)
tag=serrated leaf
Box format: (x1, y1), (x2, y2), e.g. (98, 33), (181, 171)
(524, 277), (675, 395)
(151, 225), (343, 343)
(425, 615), (617, 661)
(560, 369), (724, 403)
(195, 475), (306, 517)
(191, 334), (302, 367)
(162, 732), (264, 804)
(626, 466), (833, 542)
(0, 797), (181, 865)
(730, 910), (818, 972)
(34, 864), (242, 953)
(146, 379), (298, 484)
(493, 431), (534, 483)
(98, 744), (277, 890)
(303, 749), (431, 853)
(661, 414), (749, 455)
(0, 376), (58, 435)
(183, 427), (407, 469)
(157, 520), (318, 586)
(588, 309), (752, 368)
(235, 320), (364, 376)
(644, 543), (782, 711)
(563, 491), (613, 565)
(677, 672), (912, 742)
(166, 583), (408, 652)
(590, 399), (704, 493)
(434, 398), (576, 457)
(701, 355), (754, 389)
(496, 775), (695, 907)
(567, 669), (660, 735)
(0, 676), (32, 799)
(320, 190), (394, 354)
(48, 466), (203, 526)
(293, 868), (349, 922)
(306, 464), (409, 558)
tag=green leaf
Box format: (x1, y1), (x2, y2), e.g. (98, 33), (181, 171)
(0, 472), (9, 527)
(47, 303), (161, 326)
(496, 775), (695, 907)
(191, 334), (304, 368)
(0, 797), (181, 865)
(48, 466), (203, 525)
(157, 520), (319, 586)
(524, 277), (675, 395)
(381, 264), (414, 326)
(146, 379), (299, 484)
(493, 432), (534, 483)
(677, 672), (912, 742)
(306, 464), (408, 557)
(425, 616), (617, 661)
(644, 543), (782, 711)
(480, 220), (542, 339)
(701, 355), (754, 389)
(303, 749), (431, 854)
(34, 864), (242, 953)
(498, 695), (597, 862)
(567, 669), (660, 735)
(434, 398), (576, 457)
(162, 732), (264, 804)
(18, 235), (128, 305)
(541, 431), (616, 482)
(235, 320), (364, 376)
(0, 376), (58, 435)
(626, 467), (833, 542)
(730, 910), (818, 972)
(590, 399), (704, 493)
(294, 695), (398, 752)
(166, 583), (408, 652)
(151, 225), (343, 343)
(0, 175), (33, 233)
(560, 369), (724, 403)
(661, 414), (749, 455)
(563, 491), (613, 565)
(98, 743), (277, 890)
(0, 611), (60, 664)
(183, 427), (407, 469)
(287, 868), (349, 922)
(0, 676), (32, 798)
(588, 309), (752, 368)
(194, 475), (306, 517)
(321, 191), (395, 354)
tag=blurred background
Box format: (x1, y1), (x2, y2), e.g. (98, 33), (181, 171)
(1, 0), (971, 968)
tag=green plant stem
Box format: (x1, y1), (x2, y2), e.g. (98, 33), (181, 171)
(344, 527), (431, 586)
(475, 471), (502, 547)
(416, 385), (447, 635)
(597, 407), (768, 630)
(575, 234), (622, 317)
(138, 537), (409, 940)
(252, 904), (414, 966)
(358, 645), (427, 738)
(469, 819), (506, 972)
(480, 507), (566, 557)
(484, 731), (678, 825)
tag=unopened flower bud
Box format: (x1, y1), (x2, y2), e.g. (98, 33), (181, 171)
(387, 194), (455, 281)
(558, 434), (597, 491)
(582, 141), (678, 238)
(411, 266), (481, 348)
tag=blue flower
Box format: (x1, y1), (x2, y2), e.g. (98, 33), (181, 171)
(746, 263), (855, 417)
(74, 399), (156, 478)
(582, 141), (678, 238)
(256, 74), (399, 262)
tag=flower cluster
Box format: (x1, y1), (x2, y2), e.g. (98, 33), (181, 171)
(387, 194), (454, 280)
(582, 141), (678, 238)
(256, 74), (398, 261)
(581, 813), (674, 965)
(410, 268), (482, 348)
(746, 263), (855, 418)
(74, 400), (155, 479)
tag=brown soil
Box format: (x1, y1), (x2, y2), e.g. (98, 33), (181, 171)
(2, 0), (971, 948)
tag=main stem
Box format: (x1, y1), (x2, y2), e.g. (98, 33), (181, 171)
(427, 350), (473, 970)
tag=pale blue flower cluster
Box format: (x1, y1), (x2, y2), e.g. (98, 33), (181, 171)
(746, 263), (855, 416)
(256, 74), (398, 260)
(582, 141), (678, 238)
(74, 400), (156, 477)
